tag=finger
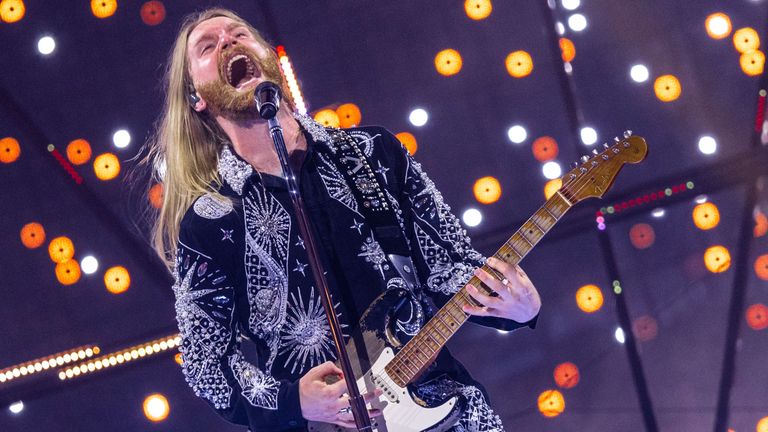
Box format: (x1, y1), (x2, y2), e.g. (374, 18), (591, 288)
(466, 282), (503, 308)
(462, 303), (493, 317)
(487, 256), (515, 276)
(328, 378), (349, 397)
(313, 361), (344, 379)
(473, 268), (509, 300)
(362, 388), (383, 403)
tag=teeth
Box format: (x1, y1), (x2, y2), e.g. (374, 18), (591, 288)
(226, 54), (256, 87)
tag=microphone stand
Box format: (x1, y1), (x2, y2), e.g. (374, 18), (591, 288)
(257, 83), (372, 431)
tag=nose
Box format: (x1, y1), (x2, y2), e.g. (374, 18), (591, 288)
(220, 33), (238, 51)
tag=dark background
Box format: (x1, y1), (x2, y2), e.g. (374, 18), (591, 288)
(1, 0), (767, 431)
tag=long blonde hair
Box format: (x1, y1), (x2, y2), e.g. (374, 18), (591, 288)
(143, 8), (290, 272)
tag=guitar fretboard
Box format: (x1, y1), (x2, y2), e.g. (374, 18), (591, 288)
(384, 192), (573, 387)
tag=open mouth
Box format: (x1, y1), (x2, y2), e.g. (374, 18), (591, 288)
(225, 54), (259, 90)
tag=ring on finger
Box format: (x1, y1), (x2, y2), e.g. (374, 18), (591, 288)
(501, 278), (510, 287)
(337, 406), (352, 415)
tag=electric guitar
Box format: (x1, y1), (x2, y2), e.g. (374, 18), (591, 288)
(309, 132), (648, 431)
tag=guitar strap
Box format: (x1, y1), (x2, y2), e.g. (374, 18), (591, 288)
(326, 129), (420, 291)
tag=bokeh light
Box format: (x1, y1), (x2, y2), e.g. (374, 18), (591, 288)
(537, 389), (565, 417)
(48, 236), (75, 263)
(758, 416), (768, 432)
(532, 136), (559, 162)
(91, 0), (117, 19)
(66, 139), (92, 165)
(745, 303), (768, 330)
(435, 49), (463, 76)
(654, 74), (681, 102)
(629, 223), (655, 249)
(575, 284), (603, 313)
(0, 137), (21, 164)
(55, 259), (81, 286)
(395, 132), (418, 155)
(553, 362), (579, 388)
(559, 38), (576, 62)
(561, 0), (580, 10)
(630, 64), (650, 83)
(632, 315), (658, 342)
(149, 183), (164, 209)
(580, 127), (597, 145)
(505, 51), (533, 78)
(104, 266), (131, 294)
(567, 14), (587, 32)
(20, 222), (46, 249)
(336, 103), (361, 128)
(704, 245), (731, 273)
(93, 153), (121, 180)
(755, 210), (768, 238)
(698, 136), (717, 155)
(113, 129), (131, 148)
(705, 13), (731, 39)
(140, 1), (165, 26)
(143, 393), (170, 422)
(615, 327), (626, 344)
(473, 176), (502, 204)
(464, 0), (492, 20)
(740, 50), (765, 76)
(409, 108), (429, 127)
(755, 254), (768, 281)
(0, 0), (25, 23)
(462, 208), (482, 227)
(37, 36), (56, 55)
(692, 202), (720, 230)
(544, 178), (562, 200)
(8, 401), (23, 414)
(507, 125), (527, 144)
(313, 109), (340, 128)
(542, 161), (562, 180)
(81, 256), (99, 275)
(732, 27), (760, 53)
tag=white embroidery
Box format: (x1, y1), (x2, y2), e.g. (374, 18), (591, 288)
(218, 145), (253, 195)
(358, 235), (387, 279)
(193, 193), (234, 219)
(229, 353), (280, 410)
(244, 187), (291, 262)
(293, 112), (333, 145)
(347, 129), (376, 158)
(316, 151), (361, 216)
(173, 247), (234, 410)
(454, 386), (505, 432)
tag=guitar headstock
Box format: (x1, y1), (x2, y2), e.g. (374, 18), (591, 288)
(559, 131), (648, 203)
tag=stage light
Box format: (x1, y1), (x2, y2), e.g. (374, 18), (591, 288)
(705, 13), (731, 39)
(48, 236), (75, 263)
(113, 129), (131, 148)
(575, 284), (603, 313)
(556, 22), (565, 35)
(692, 202), (720, 230)
(409, 108), (428, 127)
(462, 208), (482, 227)
(630, 64), (649, 83)
(567, 14), (587, 32)
(37, 36), (56, 55)
(20, 222), (45, 249)
(553, 362), (579, 388)
(0, 0), (25, 23)
(140, 1), (165, 26)
(8, 401), (23, 414)
(542, 161), (562, 180)
(704, 245), (731, 273)
(755, 254), (768, 281)
(434, 49), (463, 76)
(559, 38), (575, 62)
(56, 259), (81, 285)
(93, 153), (121, 180)
(91, 0), (117, 19)
(629, 223), (655, 249)
(336, 103), (361, 128)
(746, 303), (768, 330)
(580, 127), (597, 145)
(505, 51), (533, 78)
(473, 176), (502, 204)
(532, 136), (559, 161)
(740, 50), (765, 76)
(395, 132), (418, 155)
(537, 390), (565, 417)
(507, 125), (527, 144)
(81, 256), (99, 275)
(104, 266), (131, 294)
(561, 0), (580, 10)
(733, 27), (760, 53)
(651, 208), (665, 218)
(544, 178), (562, 200)
(313, 109), (340, 128)
(66, 139), (92, 165)
(697, 136), (717, 155)
(148, 183), (164, 209)
(0, 137), (20, 163)
(143, 394), (169, 422)
(464, 0), (492, 20)
(654, 74), (681, 102)
(614, 327), (626, 344)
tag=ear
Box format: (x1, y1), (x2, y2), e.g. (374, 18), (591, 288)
(191, 93), (207, 112)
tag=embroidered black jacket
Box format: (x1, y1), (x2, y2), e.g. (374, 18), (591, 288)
(172, 115), (536, 431)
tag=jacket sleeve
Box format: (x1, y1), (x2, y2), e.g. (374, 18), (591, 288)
(172, 211), (305, 430)
(379, 130), (537, 331)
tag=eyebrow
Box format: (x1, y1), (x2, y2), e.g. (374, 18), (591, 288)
(191, 22), (249, 50)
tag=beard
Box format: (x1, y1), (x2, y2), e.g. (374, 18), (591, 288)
(196, 44), (284, 121)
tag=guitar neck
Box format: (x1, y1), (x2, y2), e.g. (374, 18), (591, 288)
(385, 191), (574, 387)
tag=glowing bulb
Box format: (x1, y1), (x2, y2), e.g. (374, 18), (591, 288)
(567, 14), (587, 32)
(580, 127), (597, 145)
(409, 108), (428, 127)
(462, 208), (482, 227)
(113, 129), (131, 148)
(630, 64), (649, 83)
(81, 255), (99, 275)
(143, 394), (170, 422)
(9, 401), (23, 414)
(542, 161), (562, 179)
(698, 136), (717, 155)
(37, 36), (55, 55)
(705, 13), (731, 39)
(561, 0), (580, 10)
(507, 125), (527, 144)
(614, 327), (626, 344)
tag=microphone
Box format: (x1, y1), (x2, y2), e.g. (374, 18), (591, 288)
(254, 81), (281, 120)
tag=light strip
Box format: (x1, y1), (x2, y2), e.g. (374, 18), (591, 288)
(0, 345), (100, 385)
(276, 45), (308, 115)
(58, 335), (180, 381)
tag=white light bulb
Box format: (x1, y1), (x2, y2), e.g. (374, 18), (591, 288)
(507, 125), (527, 144)
(561, 0), (580, 10)
(9, 401), (24, 414)
(615, 327), (626, 344)
(630, 64), (650, 83)
(81, 256), (99, 275)
(698, 136), (717, 155)
(706, 16), (730, 38)
(113, 130), (131, 148)
(542, 161), (562, 180)
(37, 36), (56, 55)
(462, 208), (482, 227)
(409, 108), (428, 127)
(568, 14), (587, 32)
(580, 127), (598, 145)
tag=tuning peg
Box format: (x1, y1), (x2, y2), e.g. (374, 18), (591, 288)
(580, 155), (590, 163)
(623, 130), (633, 138)
(592, 149), (599, 155)
(613, 136), (620, 143)
(602, 143), (610, 149)
(571, 161), (579, 168)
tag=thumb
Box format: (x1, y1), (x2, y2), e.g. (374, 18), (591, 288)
(312, 361), (343, 378)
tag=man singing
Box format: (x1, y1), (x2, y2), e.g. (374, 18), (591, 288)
(146, 8), (541, 432)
